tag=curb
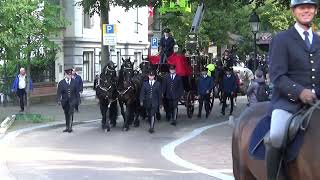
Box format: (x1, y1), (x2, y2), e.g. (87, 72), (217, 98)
(0, 115), (16, 135)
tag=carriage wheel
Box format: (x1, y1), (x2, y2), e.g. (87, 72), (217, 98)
(186, 91), (194, 118)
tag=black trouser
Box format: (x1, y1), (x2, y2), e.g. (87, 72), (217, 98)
(17, 89), (26, 111)
(198, 94), (210, 116)
(166, 99), (178, 122)
(75, 93), (81, 111)
(146, 104), (158, 128)
(222, 92), (234, 115)
(62, 101), (74, 130)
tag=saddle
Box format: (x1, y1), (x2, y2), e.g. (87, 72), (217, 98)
(249, 103), (317, 161)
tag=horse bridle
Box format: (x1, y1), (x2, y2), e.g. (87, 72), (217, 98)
(117, 85), (133, 96)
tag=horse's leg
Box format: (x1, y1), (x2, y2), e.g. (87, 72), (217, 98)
(99, 101), (107, 130)
(119, 101), (126, 121)
(133, 103), (140, 127)
(109, 101), (118, 127)
(123, 104), (130, 131)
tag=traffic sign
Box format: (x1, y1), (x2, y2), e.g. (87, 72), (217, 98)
(151, 37), (158, 49)
(103, 24), (117, 46)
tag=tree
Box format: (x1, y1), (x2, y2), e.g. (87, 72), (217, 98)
(0, 0), (68, 111)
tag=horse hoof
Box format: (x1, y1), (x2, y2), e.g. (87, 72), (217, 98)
(123, 127), (129, 131)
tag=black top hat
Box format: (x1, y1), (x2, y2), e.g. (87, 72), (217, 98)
(148, 70), (156, 76)
(163, 28), (171, 33)
(169, 64), (176, 69)
(64, 69), (72, 75)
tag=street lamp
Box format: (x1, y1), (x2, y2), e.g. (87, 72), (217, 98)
(249, 11), (260, 72)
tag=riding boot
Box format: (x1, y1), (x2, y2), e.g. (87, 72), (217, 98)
(266, 144), (282, 180)
(149, 116), (155, 133)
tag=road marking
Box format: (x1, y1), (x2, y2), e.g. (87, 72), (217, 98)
(161, 121), (235, 180)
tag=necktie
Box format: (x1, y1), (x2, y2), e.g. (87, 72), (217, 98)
(150, 81), (153, 86)
(304, 31), (311, 49)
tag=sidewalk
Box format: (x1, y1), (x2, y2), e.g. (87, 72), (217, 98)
(0, 98), (102, 131)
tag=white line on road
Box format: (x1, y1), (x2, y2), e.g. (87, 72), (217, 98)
(161, 121), (235, 180)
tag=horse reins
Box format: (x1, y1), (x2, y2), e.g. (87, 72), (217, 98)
(117, 86), (133, 95)
(300, 100), (320, 131)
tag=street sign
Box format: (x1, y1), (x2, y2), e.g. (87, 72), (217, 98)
(151, 37), (158, 49)
(103, 24), (117, 46)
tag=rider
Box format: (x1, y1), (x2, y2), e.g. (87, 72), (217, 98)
(268, 0), (319, 179)
(159, 28), (175, 64)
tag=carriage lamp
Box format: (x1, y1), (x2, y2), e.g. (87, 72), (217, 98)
(249, 11), (260, 72)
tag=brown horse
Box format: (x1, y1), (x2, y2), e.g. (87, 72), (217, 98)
(232, 102), (320, 180)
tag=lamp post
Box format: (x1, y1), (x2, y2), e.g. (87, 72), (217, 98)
(249, 11), (260, 72)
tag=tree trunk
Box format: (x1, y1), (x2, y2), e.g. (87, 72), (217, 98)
(100, 0), (110, 70)
(26, 37), (31, 113)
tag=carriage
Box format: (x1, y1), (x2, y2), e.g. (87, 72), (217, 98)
(148, 52), (215, 118)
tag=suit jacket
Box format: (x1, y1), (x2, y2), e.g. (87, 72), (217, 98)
(162, 73), (184, 100)
(160, 36), (175, 56)
(221, 74), (237, 94)
(269, 27), (320, 113)
(57, 79), (78, 107)
(140, 80), (161, 108)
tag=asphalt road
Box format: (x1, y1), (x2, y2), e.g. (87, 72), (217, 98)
(1, 97), (247, 180)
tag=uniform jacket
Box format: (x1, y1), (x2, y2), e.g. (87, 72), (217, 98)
(269, 26), (320, 113)
(57, 79), (78, 107)
(198, 76), (214, 96)
(162, 73), (184, 100)
(11, 74), (33, 92)
(73, 74), (83, 93)
(160, 36), (175, 56)
(140, 80), (161, 108)
(221, 74), (237, 94)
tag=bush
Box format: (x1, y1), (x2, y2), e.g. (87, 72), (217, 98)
(15, 113), (54, 123)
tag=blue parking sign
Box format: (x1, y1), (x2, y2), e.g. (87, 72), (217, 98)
(106, 24), (116, 34)
(151, 37), (158, 49)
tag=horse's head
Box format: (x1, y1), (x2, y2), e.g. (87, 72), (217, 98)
(121, 57), (134, 80)
(98, 62), (118, 101)
(139, 60), (151, 75)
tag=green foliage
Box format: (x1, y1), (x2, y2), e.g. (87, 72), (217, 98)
(15, 113), (54, 123)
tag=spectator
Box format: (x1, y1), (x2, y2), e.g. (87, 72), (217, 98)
(72, 68), (83, 112)
(11, 68), (33, 112)
(247, 70), (269, 105)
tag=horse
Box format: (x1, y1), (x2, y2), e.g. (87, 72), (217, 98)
(96, 62), (118, 132)
(117, 57), (143, 131)
(232, 102), (320, 180)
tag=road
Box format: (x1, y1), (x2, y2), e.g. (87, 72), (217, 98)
(1, 97), (247, 180)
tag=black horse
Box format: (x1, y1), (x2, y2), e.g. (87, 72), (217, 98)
(117, 58), (144, 131)
(96, 62), (118, 132)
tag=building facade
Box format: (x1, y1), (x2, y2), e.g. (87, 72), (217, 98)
(56, 0), (150, 84)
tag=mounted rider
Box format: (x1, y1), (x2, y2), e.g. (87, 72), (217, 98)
(268, 0), (319, 179)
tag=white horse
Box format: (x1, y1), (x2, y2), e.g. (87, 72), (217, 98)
(233, 66), (254, 95)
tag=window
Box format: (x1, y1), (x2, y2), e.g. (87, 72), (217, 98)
(152, 10), (161, 31)
(95, 52), (101, 75)
(83, 12), (92, 29)
(83, 52), (94, 82)
(134, 52), (141, 69)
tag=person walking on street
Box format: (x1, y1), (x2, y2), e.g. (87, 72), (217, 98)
(247, 69), (269, 105)
(197, 67), (214, 118)
(140, 71), (161, 133)
(221, 67), (237, 116)
(57, 69), (78, 133)
(162, 64), (184, 126)
(11, 68), (33, 112)
(159, 28), (175, 64)
(72, 68), (83, 112)
(267, 0), (320, 179)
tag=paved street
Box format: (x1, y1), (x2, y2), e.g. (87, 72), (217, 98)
(1, 97), (248, 180)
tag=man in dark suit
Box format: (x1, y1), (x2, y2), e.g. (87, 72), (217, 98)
(221, 67), (237, 116)
(267, 1), (319, 179)
(140, 70), (161, 133)
(57, 69), (78, 133)
(162, 64), (184, 126)
(72, 68), (83, 112)
(159, 28), (175, 64)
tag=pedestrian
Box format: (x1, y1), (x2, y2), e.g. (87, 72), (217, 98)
(247, 69), (269, 105)
(11, 68), (33, 112)
(57, 69), (78, 133)
(267, 1), (319, 179)
(197, 67), (214, 118)
(140, 70), (161, 133)
(72, 68), (83, 112)
(221, 67), (237, 116)
(159, 28), (175, 64)
(162, 64), (184, 126)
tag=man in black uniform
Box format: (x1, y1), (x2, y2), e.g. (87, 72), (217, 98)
(159, 28), (175, 64)
(162, 64), (184, 126)
(140, 70), (161, 133)
(57, 69), (78, 133)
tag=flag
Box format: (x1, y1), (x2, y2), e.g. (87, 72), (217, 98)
(148, 4), (154, 17)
